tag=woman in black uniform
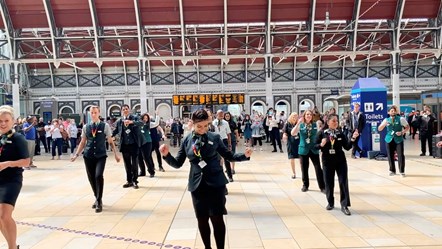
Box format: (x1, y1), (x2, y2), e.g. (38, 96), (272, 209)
(315, 114), (359, 216)
(0, 105), (31, 249)
(71, 106), (121, 213)
(160, 109), (252, 249)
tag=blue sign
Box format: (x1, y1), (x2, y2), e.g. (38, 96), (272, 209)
(5, 94), (12, 105)
(351, 78), (388, 156)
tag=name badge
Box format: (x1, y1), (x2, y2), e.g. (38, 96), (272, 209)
(208, 141), (213, 145)
(198, 160), (207, 168)
(391, 131), (395, 135)
(338, 138), (342, 141)
(295, 136), (299, 139)
(329, 149), (336, 154)
(98, 130), (103, 133)
(6, 141), (12, 144)
(305, 138), (310, 144)
(141, 130), (145, 133)
(125, 129), (131, 134)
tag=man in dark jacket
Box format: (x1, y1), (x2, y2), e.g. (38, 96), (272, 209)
(418, 105), (436, 156)
(349, 103), (366, 158)
(112, 104), (145, 189)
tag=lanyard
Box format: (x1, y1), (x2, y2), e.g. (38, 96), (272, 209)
(91, 122), (99, 138)
(192, 140), (201, 158)
(329, 133), (336, 149)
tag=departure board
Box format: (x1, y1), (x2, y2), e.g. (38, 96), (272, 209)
(172, 93), (245, 105)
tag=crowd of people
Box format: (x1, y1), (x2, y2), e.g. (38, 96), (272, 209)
(1, 103), (441, 249)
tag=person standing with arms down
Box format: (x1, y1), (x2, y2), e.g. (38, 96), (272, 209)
(348, 103), (366, 158)
(159, 109), (253, 249)
(71, 106), (121, 213)
(378, 105), (409, 177)
(291, 110), (325, 193)
(283, 112), (300, 179)
(316, 114), (358, 215)
(0, 105), (31, 249)
(22, 116), (37, 168)
(213, 110), (234, 182)
(418, 105), (436, 156)
(112, 104), (144, 189)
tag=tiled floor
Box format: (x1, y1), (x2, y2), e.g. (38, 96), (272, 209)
(8, 136), (442, 249)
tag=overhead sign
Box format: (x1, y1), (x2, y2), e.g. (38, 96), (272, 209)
(172, 93), (245, 105)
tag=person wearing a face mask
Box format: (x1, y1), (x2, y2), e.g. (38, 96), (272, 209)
(378, 105), (409, 177)
(315, 114), (358, 216)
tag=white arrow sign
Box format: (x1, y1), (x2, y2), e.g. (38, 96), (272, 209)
(376, 103), (383, 111)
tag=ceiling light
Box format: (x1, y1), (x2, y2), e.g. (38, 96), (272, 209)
(377, 49), (382, 57)
(432, 58), (436, 65)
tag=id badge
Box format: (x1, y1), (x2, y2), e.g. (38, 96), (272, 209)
(125, 129), (131, 134)
(305, 138), (310, 144)
(141, 130), (145, 133)
(329, 149), (336, 154)
(391, 130), (395, 135)
(198, 160), (207, 168)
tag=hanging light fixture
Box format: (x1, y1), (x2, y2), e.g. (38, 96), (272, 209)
(325, 10), (330, 26)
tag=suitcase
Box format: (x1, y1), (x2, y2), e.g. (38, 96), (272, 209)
(432, 135), (442, 158)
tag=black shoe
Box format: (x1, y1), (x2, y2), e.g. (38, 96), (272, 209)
(232, 169), (236, 175)
(320, 189), (326, 194)
(291, 174), (296, 179)
(341, 207), (351, 215)
(92, 201), (98, 209)
(159, 167), (165, 172)
(133, 183), (139, 189)
(271, 150), (277, 153)
(95, 204), (102, 213)
(149, 174), (155, 178)
(359, 150), (364, 156)
(301, 186), (308, 192)
(229, 177), (234, 182)
(420, 153), (425, 156)
(326, 204), (334, 210)
(123, 182), (133, 188)
(139, 172), (146, 176)
(280, 150), (284, 153)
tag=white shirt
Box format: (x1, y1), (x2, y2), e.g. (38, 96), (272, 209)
(50, 124), (63, 139)
(212, 119), (231, 140)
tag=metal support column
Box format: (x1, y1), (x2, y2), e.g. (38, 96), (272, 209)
(391, 52), (400, 107)
(12, 62), (20, 118)
(139, 59), (147, 113)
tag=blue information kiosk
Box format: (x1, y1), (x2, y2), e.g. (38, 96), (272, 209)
(350, 78), (388, 157)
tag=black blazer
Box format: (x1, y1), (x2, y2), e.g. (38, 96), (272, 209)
(163, 132), (250, 192)
(349, 111), (365, 132)
(112, 114), (145, 150)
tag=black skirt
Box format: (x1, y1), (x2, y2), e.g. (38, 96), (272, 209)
(0, 174), (23, 206)
(191, 181), (227, 218)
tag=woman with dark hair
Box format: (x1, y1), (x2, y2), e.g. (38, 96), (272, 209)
(224, 111), (239, 174)
(138, 112), (159, 177)
(160, 109), (253, 249)
(242, 114), (253, 146)
(291, 110), (325, 193)
(315, 114), (358, 215)
(0, 105), (31, 249)
(378, 105), (409, 177)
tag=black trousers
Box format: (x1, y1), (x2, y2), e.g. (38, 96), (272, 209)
(420, 132), (433, 155)
(36, 135), (48, 153)
(52, 138), (63, 157)
(300, 151), (325, 190)
(84, 156), (106, 203)
(323, 155), (350, 208)
(351, 131), (362, 155)
(386, 140), (405, 174)
(138, 142), (155, 176)
(222, 139), (233, 179)
(270, 128), (282, 151)
(121, 143), (139, 184)
(151, 140), (163, 168)
(46, 137), (52, 151)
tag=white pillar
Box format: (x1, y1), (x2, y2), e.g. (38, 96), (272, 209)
(12, 63), (20, 118)
(391, 52), (400, 107)
(139, 60), (148, 113)
(265, 56), (274, 108)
